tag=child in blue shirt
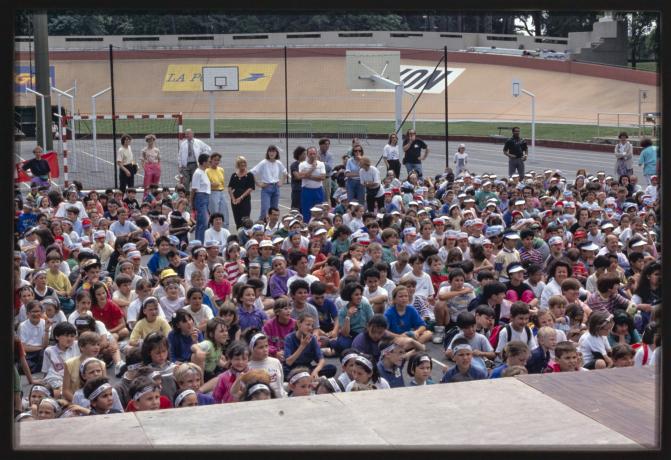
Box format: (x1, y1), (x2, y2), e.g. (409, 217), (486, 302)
(441, 338), (488, 383)
(490, 340), (531, 379)
(375, 337), (406, 388)
(310, 281), (338, 336)
(383, 286), (432, 343)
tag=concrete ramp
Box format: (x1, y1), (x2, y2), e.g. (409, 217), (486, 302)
(16, 367), (653, 450)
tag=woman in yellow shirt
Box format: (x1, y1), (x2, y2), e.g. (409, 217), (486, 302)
(206, 152), (230, 229)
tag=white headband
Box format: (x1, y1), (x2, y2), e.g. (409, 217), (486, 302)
(247, 383), (270, 396)
(380, 343), (399, 356)
(249, 333), (266, 350)
(127, 363), (143, 372)
(31, 385), (51, 397)
(175, 389), (196, 407)
(452, 343), (473, 355)
(355, 355), (373, 371)
(39, 398), (62, 415)
(341, 353), (359, 365)
(327, 377), (342, 393)
(289, 371), (311, 385)
(87, 383), (112, 401)
(79, 357), (102, 377)
(133, 385), (157, 401)
(418, 355), (431, 364)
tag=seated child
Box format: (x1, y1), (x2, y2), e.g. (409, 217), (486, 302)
(490, 341), (530, 379)
(525, 326), (557, 374)
(445, 311), (495, 372)
(611, 343), (635, 368)
(578, 311), (614, 369)
(375, 337), (406, 388)
(440, 338), (488, 383)
(406, 352), (435, 385)
(547, 341), (579, 373)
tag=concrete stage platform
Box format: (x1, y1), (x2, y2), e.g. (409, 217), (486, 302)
(16, 367), (657, 450)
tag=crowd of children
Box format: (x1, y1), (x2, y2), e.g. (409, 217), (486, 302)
(13, 141), (662, 422)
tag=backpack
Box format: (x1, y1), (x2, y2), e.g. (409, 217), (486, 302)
(442, 325), (462, 350)
(489, 323), (532, 350)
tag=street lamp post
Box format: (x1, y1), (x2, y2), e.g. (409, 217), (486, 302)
(512, 79), (536, 157)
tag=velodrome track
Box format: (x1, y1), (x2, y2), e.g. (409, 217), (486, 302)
(15, 48), (659, 123)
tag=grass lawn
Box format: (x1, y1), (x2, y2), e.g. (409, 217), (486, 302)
(75, 119), (652, 143)
(627, 61), (658, 72)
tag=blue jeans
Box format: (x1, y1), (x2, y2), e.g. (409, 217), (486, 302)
(208, 190), (230, 228)
(194, 192), (210, 242)
(301, 186), (324, 221)
(405, 162), (423, 179)
(260, 183), (280, 220)
(346, 179), (365, 203)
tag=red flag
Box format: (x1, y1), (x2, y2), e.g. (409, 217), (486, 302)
(15, 151), (59, 182)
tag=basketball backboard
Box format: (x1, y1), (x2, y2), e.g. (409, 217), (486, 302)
(346, 51), (400, 90)
(202, 66), (239, 91)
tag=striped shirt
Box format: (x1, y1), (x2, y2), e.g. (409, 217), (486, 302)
(223, 260), (244, 284)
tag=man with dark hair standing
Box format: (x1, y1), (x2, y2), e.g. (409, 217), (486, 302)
(503, 127), (528, 178)
(402, 129), (429, 179)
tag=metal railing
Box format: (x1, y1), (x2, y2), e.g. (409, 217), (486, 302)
(337, 123), (369, 144)
(277, 121), (313, 141)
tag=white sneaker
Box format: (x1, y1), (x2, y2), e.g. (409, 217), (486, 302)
(432, 326), (445, 344)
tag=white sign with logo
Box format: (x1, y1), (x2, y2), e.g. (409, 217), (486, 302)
(352, 66), (465, 94)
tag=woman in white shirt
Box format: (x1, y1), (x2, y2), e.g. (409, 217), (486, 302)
(383, 132), (401, 180)
(250, 145), (288, 221)
(117, 133), (137, 193)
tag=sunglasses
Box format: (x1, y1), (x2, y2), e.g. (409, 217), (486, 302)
(353, 149), (363, 152)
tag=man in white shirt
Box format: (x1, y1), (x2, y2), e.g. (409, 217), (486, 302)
(190, 153), (212, 243)
(318, 138), (334, 203)
(298, 146), (326, 221)
(178, 129), (211, 192)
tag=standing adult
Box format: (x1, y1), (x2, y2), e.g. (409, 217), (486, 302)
(298, 147), (326, 221)
(345, 145), (365, 203)
(228, 156), (255, 229)
(206, 152), (230, 229)
(140, 134), (161, 196)
(251, 145), (288, 220)
(290, 147), (307, 211)
(359, 157), (384, 213)
(178, 129), (211, 192)
(402, 129), (429, 179)
(21, 146), (51, 188)
(383, 132), (401, 181)
(453, 143), (469, 176)
(614, 131), (634, 178)
(503, 127), (528, 178)
(190, 154), (212, 243)
(638, 137), (657, 185)
(318, 138), (334, 205)
(117, 134), (137, 193)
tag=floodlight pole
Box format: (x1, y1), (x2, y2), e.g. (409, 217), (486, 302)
(25, 87), (47, 149)
(521, 89), (536, 158)
(91, 87), (111, 171)
(209, 91), (215, 143)
(51, 85), (75, 159)
(512, 79), (535, 157)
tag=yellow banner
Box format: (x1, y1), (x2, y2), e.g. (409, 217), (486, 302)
(162, 64), (277, 92)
